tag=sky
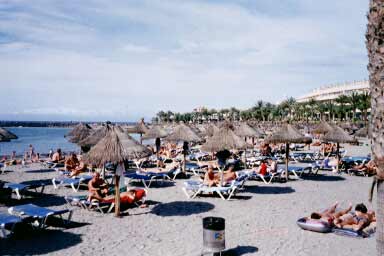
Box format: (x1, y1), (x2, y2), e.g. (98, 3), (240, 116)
(0, 0), (369, 122)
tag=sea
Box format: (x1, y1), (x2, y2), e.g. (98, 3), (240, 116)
(0, 127), (79, 156)
(0, 127), (146, 157)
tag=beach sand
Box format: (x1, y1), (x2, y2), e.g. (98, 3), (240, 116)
(0, 141), (375, 256)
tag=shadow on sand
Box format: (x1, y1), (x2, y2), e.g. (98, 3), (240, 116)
(213, 245), (259, 256)
(245, 185), (295, 194)
(196, 194), (252, 201)
(151, 201), (214, 217)
(126, 181), (176, 188)
(0, 230), (82, 255)
(25, 169), (55, 173)
(0, 193), (68, 207)
(301, 175), (346, 182)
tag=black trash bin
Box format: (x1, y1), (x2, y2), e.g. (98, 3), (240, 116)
(203, 217), (225, 254)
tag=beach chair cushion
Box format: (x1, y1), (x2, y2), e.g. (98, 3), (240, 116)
(0, 213), (22, 229)
(9, 204), (70, 219)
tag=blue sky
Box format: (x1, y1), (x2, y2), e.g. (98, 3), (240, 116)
(0, 0), (369, 121)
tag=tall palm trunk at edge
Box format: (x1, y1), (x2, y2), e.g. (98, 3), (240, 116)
(366, 1), (384, 255)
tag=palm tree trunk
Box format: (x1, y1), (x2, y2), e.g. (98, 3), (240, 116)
(366, 1), (384, 254)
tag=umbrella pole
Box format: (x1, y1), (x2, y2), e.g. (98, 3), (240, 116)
(336, 142), (340, 173)
(140, 133), (143, 145)
(244, 150), (247, 169)
(183, 153), (186, 173)
(114, 174), (121, 217)
(285, 143), (289, 180)
(102, 164), (105, 179)
(218, 163), (224, 187)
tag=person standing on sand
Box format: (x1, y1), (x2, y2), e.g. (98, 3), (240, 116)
(11, 151), (16, 160)
(28, 144), (34, 159)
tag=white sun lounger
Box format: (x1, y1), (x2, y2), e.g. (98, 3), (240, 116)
(182, 173), (248, 201)
(8, 204), (73, 230)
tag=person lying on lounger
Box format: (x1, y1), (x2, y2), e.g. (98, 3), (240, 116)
(203, 165), (236, 187)
(99, 190), (147, 207)
(333, 203), (375, 231)
(65, 153), (79, 172)
(258, 160), (268, 176)
(309, 202), (353, 225)
(88, 172), (109, 201)
(351, 160), (368, 171)
(69, 156), (88, 177)
(267, 158), (278, 173)
(366, 160), (377, 176)
(52, 148), (65, 163)
(221, 165), (237, 186)
(203, 165), (219, 187)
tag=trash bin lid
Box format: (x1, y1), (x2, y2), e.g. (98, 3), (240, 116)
(203, 217), (225, 231)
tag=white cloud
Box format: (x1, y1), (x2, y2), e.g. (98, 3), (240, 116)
(0, 0), (369, 121)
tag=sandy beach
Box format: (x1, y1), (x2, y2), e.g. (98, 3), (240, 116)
(0, 141), (375, 256)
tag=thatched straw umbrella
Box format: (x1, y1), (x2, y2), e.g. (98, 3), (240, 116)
(142, 125), (168, 140)
(321, 125), (356, 173)
(234, 122), (260, 138)
(0, 128), (17, 140)
(165, 122), (202, 172)
(127, 118), (149, 144)
(142, 125), (168, 157)
(85, 125), (151, 217)
(194, 124), (207, 135)
(264, 123), (312, 180)
(204, 123), (220, 137)
(312, 121), (333, 134)
(202, 122), (252, 185)
(0, 134), (6, 142)
(0, 133), (9, 142)
(354, 126), (370, 138)
(234, 122), (264, 145)
(78, 125), (109, 148)
(66, 123), (93, 144)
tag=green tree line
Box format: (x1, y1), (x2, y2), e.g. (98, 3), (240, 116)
(153, 92), (370, 123)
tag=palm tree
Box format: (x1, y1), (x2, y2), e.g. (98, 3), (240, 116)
(366, 1), (384, 254)
(317, 102), (328, 121)
(349, 92), (360, 121)
(307, 99), (318, 121)
(325, 101), (336, 121)
(336, 95), (349, 121)
(358, 92), (371, 125)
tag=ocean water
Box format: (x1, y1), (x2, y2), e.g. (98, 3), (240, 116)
(0, 127), (79, 156)
(0, 127), (149, 156)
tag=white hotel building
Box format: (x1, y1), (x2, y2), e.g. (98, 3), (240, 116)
(296, 80), (369, 103)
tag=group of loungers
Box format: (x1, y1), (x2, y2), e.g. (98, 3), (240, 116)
(0, 203), (73, 238)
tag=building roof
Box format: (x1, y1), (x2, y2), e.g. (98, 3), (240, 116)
(296, 80), (369, 103)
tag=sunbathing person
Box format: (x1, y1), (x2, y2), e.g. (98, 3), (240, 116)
(101, 189), (147, 207)
(333, 203), (374, 231)
(267, 158), (277, 173)
(351, 161), (367, 172)
(310, 202), (353, 225)
(258, 160), (268, 176)
(52, 148), (65, 163)
(88, 172), (109, 201)
(366, 160), (377, 176)
(69, 156), (87, 177)
(65, 153), (79, 172)
(203, 165), (219, 187)
(221, 165), (237, 186)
